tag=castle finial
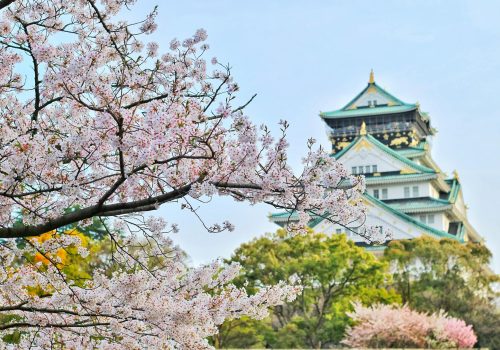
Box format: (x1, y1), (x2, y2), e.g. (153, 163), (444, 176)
(360, 121), (367, 135)
(369, 69), (375, 84)
(453, 170), (460, 181)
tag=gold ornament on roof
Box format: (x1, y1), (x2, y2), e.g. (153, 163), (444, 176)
(453, 170), (460, 181)
(360, 121), (367, 135)
(409, 137), (419, 147)
(390, 136), (409, 147)
(369, 69), (375, 84)
(336, 141), (350, 150)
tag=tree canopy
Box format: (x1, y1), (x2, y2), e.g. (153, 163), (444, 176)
(216, 229), (399, 348)
(384, 236), (500, 349)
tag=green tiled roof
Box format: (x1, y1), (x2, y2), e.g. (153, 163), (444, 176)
(269, 211), (301, 222)
(321, 104), (416, 119)
(446, 178), (461, 203)
(320, 81), (417, 119)
(384, 197), (452, 214)
(395, 147), (427, 158)
(269, 211), (329, 229)
(269, 211), (296, 220)
(269, 194), (461, 242)
(365, 173), (437, 185)
(343, 81), (407, 108)
(269, 211), (321, 225)
(332, 133), (435, 174)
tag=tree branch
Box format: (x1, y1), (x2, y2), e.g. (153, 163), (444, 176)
(0, 184), (192, 239)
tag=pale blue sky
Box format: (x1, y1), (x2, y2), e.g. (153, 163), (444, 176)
(127, 1), (500, 271)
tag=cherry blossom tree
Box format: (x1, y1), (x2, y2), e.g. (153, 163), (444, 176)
(1, 229), (303, 348)
(0, 0), (374, 347)
(0, 0), (368, 240)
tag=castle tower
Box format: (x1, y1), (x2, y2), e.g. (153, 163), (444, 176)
(321, 70), (433, 152)
(270, 72), (483, 246)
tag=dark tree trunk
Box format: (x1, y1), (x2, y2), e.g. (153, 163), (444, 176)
(0, 0), (15, 10)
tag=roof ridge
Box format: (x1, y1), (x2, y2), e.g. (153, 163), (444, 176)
(338, 82), (411, 111)
(365, 134), (435, 173)
(383, 196), (450, 204)
(320, 104), (417, 119)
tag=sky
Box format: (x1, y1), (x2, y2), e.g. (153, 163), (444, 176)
(125, 0), (500, 272)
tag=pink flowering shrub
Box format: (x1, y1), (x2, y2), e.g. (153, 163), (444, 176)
(342, 303), (477, 348)
(440, 317), (477, 348)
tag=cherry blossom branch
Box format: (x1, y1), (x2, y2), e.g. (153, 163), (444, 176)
(0, 184), (192, 238)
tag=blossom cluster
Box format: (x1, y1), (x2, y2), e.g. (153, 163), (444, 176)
(0, 232), (300, 349)
(0, 0), (366, 241)
(342, 303), (477, 348)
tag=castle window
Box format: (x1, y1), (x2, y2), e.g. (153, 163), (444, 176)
(420, 215), (427, 223)
(373, 189), (380, 199)
(352, 167), (357, 174)
(381, 188), (388, 199)
(404, 187), (410, 198)
(412, 186), (419, 197)
(365, 165), (371, 173)
(358, 166), (364, 174)
(428, 215), (435, 224)
(372, 165), (378, 173)
(336, 228), (342, 234)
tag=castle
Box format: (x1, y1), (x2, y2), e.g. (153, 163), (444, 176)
(270, 71), (483, 249)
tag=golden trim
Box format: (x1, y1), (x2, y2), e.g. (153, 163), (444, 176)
(360, 121), (367, 135)
(400, 167), (417, 175)
(353, 138), (374, 151)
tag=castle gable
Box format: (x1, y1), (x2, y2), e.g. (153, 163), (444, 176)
(334, 133), (435, 176)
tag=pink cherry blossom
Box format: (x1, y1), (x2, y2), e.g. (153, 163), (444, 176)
(0, 233), (301, 349)
(0, 0), (376, 347)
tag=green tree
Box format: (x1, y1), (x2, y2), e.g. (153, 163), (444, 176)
(217, 229), (399, 349)
(384, 236), (500, 349)
(211, 316), (271, 349)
